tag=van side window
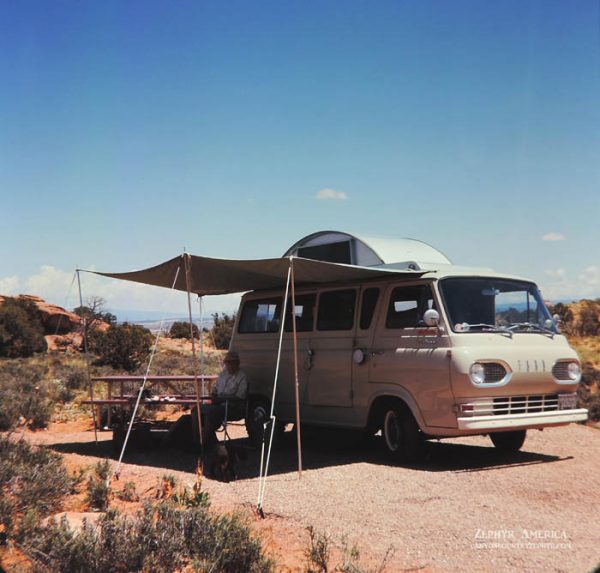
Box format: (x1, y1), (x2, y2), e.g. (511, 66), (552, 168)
(317, 289), (356, 331)
(359, 288), (380, 330)
(386, 285), (435, 329)
(238, 298), (282, 333)
(284, 294), (316, 332)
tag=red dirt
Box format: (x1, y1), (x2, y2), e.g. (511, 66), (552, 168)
(3, 420), (599, 572)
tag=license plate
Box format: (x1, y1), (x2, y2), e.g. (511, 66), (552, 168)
(558, 393), (577, 410)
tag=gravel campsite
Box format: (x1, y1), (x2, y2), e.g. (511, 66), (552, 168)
(21, 420), (600, 573)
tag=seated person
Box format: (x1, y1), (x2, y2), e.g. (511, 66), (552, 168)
(192, 350), (248, 448)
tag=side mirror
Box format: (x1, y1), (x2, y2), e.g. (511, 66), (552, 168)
(423, 309), (440, 327)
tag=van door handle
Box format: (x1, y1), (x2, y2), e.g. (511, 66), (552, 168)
(304, 348), (314, 370)
(370, 349), (385, 356)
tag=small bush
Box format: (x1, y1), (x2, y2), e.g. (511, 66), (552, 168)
(169, 321), (199, 340)
(89, 323), (153, 372)
(305, 525), (331, 573)
(23, 500), (274, 573)
(0, 297), (47, 358)
(116, 481), (139, 502)
(0, 437), (71, 539)
(210, 312), (236, 350)
(0, 360), (54, 430)
(304, 526), (394, 573)
(86, 459), (111, 511)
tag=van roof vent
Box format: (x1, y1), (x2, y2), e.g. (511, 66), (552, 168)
(283, 231), (451, 268)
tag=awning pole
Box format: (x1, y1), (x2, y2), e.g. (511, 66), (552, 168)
(77, 269), (98, 445)
(257, 263), (292, 515)
(114, 263), (182, 479)
(185, 254), (204, 455)
(198, 296), (205, 396)
(290, 258), (302, 478)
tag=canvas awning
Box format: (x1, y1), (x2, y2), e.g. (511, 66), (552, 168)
(88, 254), (425, 296)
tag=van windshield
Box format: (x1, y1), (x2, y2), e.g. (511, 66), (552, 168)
(439, 278), (557, 334)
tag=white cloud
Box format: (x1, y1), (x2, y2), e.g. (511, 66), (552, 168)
(544, 267), (567, 280)
(542, 232), (566, 242)
(541, 265), (600, 300)
(0, 275), (20, 295)
(315, 188), (348, 201)
(579, 266), (600, 288)
(0, 265), (240, 318)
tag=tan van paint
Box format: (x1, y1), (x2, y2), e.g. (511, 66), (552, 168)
(233, 269), (587, 452)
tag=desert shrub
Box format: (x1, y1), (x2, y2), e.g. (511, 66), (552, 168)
(0, 297), (47, 358)
(150, 350), (222, 377)
(305, 525), (331, 573)
(304, 526), (394, 573)
(89, 323), (153, 372)
(86, 459), (111, 511)
(550, 300), (600, 337)
(0, 437), (71, 540)
(24, 500), (274, 573)
(210, 312), (236, 350)
(73, 296), (117, 344)
(116, 481), (139, 502)
(0, 361), (54, 430)
(169, 321), (199, 340)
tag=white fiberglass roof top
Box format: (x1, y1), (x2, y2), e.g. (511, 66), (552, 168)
(283, 230), (452, 270)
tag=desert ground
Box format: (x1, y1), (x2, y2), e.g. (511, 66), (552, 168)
(17, 418), (600, 573)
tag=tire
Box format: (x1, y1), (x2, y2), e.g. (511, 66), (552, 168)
(489, 430), (526, 452)
(381, 403), (424, 462)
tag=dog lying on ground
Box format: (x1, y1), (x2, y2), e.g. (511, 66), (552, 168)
(210, 442), (247, 482)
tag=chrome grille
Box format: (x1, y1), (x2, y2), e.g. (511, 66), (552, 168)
(483, 363), (507, 383)
(460, 394), (559, 417)
(552, 362), (571, 381)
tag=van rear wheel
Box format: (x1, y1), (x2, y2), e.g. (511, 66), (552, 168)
(489, 430), (526, 452)
(381, 404), (423, 462)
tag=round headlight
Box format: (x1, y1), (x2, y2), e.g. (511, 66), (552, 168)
(469, 363), (486, 385)
(567, 362), (581, 382)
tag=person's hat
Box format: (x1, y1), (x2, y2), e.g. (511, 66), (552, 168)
(224, 350), (240, 363)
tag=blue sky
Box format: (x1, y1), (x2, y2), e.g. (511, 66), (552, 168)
(1, 0), (599, 316)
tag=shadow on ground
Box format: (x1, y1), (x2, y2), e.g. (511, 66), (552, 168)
(46, 426), (571, 480)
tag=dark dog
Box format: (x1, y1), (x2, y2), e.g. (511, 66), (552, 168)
(210, 442), (247, 482)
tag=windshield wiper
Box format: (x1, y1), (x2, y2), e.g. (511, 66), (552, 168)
(506, 322), (555, 338)
(460, 323), (513, 337)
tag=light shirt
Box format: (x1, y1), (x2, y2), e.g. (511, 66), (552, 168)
(213, 369), (248, 400)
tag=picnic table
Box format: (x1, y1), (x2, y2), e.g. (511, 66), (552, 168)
(83, 374), (217, 429)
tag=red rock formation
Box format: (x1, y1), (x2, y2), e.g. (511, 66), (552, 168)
(0, 294), (81, 335)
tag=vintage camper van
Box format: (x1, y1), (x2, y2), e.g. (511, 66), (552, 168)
(234, 231), (588, 460)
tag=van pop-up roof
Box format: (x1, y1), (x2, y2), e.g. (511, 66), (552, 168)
(283, 230), (452, 271)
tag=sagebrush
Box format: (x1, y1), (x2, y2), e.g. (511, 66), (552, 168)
(89, 322), (153, 372)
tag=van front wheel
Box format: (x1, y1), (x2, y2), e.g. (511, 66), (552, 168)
(381, 405), (423, 462)
(489, 430), (526, 452)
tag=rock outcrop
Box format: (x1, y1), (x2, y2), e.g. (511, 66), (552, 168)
(0, 294), (81, 335)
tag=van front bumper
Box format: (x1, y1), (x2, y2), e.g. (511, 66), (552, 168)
(457, 408), (588, 431)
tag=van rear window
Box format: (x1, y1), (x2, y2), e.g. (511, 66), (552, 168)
(386, 285), (435, 329)
(317, 289), (356, 331)
(238, 298), (282, 333)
